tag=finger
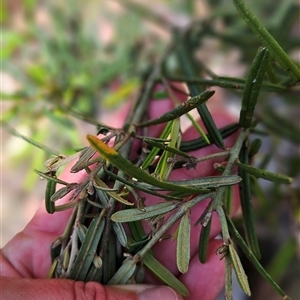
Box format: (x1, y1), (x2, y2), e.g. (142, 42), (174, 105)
(0, 277), (182, 300)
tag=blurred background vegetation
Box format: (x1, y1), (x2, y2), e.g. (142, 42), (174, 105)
(1, 0), (299, 299)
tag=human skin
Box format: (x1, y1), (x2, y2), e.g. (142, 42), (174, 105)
(0, 87), (240, 300)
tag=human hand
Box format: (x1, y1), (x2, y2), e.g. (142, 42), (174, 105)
(1, 84), (240, 300)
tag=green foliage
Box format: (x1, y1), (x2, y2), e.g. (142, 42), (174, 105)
(3, 0), (299, 298)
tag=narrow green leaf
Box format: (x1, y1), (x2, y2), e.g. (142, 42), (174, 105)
(193, 92), (224, 148)
(229, 243), (251, 296)
(35, 170), (69, 185)
(239, 47), (270, 128)
(111, 202), (178, 223)
(104, 168), (182, 200)
(180, 123), (240, 152)
(233, 0), (300, 81)
(198, 217), (212, 263)
(107, 258), (136, 285)
(166, 75), (286, 92)
(226, 215), (290, 299)
(77, 223), (88, 243)
(47, 257), (59, 279)
(128, 238), (149, 255)
(54, 201), (79, 212)
(112, 222), (128, 247)
(137, 174), (242, 191)
(62, 246), (70, 271)
(128, 221), (147, 241)
(94, 188), (110, 207)
(92, 180), (119, 192)
(93, 176), (134, 206)
(225, 255), (233, 300)
(236, 160), (293, 184)
(71, 147), (96, 172)
(84, 263), (103, 283)
(177, 212), (191, 273)
(52, 96), (110, 128)
(141, 121), (173, 170)
(137, 90), (215, 127)
(45, 178), (56, 214)
(1, 120), (60, 155)
(87, 199), (104, 209)
(224, 185), (233, 214)
(69, 214), (105, 281)
(102, 234), (117, 284)
(156, 118), (180, 180)
(50, 184), (77, 202)
(238, 144), (261, 259)
(186, 112), (210, 145)
(248, 138), (262, 157)
(143, 252), (189, 297)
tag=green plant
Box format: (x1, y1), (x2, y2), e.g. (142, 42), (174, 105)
(2, 0), (299, 299)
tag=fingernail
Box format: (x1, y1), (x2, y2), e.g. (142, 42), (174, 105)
(138, 286), (183, 300)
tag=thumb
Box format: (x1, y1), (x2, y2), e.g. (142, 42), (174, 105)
(1, 277), (183, 300)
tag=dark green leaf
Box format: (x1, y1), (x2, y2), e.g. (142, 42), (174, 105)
(143, 252), (189, 297)
(45, 178), (56, 214)
(236, 160), (292, 184)
(198, 217), (212, 263)
(239, 47), (270, 128)
(137, 90), (215, 127)
(180, 123), (240, 152)
(238, 144), (261, 259)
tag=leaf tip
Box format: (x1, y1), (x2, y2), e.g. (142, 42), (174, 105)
(86, 134), (117, 157)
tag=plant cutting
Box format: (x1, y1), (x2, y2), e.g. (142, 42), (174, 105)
(1, 0), (299, 299)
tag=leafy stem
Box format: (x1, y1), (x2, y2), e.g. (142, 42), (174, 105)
(133, 192), (216, 261)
